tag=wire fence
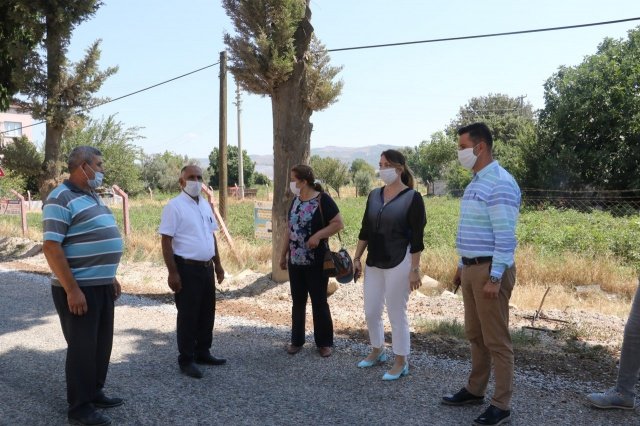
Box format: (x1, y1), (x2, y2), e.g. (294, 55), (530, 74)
(443, 188), (640, 217)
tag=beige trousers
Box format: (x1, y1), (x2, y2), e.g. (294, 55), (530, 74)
(461, 262), (516, 411)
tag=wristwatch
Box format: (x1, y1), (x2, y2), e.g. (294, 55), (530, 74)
(489, 275), (501, 284)
(411, 267), (420, 274)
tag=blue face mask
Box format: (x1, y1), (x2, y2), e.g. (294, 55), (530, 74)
(82, 164), (104, 189)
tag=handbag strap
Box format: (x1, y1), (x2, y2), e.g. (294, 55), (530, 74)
(316, 193), (343, 246)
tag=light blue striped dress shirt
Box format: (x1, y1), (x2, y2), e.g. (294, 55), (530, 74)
(456, 161), (521, 278)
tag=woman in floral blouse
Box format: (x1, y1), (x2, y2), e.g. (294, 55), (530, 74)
(279, 164), (344, 357)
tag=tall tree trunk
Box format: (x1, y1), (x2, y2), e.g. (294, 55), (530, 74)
(39, 10), (65, 199)
(270, 2), (314, 282)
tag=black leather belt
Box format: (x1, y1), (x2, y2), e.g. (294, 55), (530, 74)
(175, 256), (213, 268)
(461, 256), (493, 266)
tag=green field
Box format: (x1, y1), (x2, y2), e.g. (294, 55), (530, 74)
(5, 194), (640, 268)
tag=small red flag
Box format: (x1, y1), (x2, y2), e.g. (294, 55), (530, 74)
(0, 167), (4, 177)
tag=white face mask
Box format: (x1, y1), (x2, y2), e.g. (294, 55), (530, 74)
(458, 147), (478, 170)
(183, 180), (201, 197)
(379, 168), (399, 185)
(289, 181), (301, 196)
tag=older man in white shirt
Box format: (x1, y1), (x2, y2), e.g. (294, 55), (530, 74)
(159, 165), (226, 379)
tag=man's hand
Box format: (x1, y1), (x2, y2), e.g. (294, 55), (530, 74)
(483, 280), (500, 299)
(453, 266), (462, 292)
(214, 263), (225, 284)
(67, 287), (88, 316)
(113, 278), (122, 300)
(168, 271), (182, 293)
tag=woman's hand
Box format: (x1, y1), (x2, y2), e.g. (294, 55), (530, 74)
(307, 233), (321, 249)
(279, 254), (288, 270)
(353, 259), (363, 282)
(409, 269), (421, 291)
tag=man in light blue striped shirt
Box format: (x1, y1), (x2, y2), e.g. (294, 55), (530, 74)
(442, 123), (521, 426)
(43, 146), (124, 426)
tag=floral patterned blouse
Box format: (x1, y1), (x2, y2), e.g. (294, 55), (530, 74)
(288, 193), (339, 266)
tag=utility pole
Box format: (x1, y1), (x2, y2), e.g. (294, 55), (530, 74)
(235, 81), (244, 199)
(218, 51), (228, 220)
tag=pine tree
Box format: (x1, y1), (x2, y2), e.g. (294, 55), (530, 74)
(19, 0), (117, 198)
(222, 0), (342, 281)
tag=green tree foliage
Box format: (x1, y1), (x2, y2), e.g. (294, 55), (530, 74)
(0, 170), (27, 198)
(443, 164), (472, 194)
(61, 115), (143, 194)
(17, 1), (117, 197)
(349, 158), (375, 196)
(531, 27), (640, 190)
(253, 172), (271, 186)
(405, 132), (457, 186)
(349, 158), (375, 179)
(0, 136), (43, 194)
(223, 0), (342, 280)
(208, 145), (256, 189)
(446, 93), (537, 185)
(139, 151), (196, 193)
(353, 169), (373, 198)
(310, 155), (350, 198)
(0, 2), (42, 111)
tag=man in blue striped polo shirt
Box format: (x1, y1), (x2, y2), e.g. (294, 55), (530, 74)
(442, 123), (521, 426)
(43, 146), (124, 426)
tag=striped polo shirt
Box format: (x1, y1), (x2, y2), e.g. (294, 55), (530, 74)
(456, 161), (521, 278)
(43, 180), (123, 287)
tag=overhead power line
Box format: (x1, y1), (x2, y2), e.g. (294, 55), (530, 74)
(1, 62), (220, 135)
(327, 17), (640, 52)
(2, 16), (639, 135)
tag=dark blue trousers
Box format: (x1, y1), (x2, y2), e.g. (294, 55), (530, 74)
(174, 261), (216, 365)
(52, 284), (114, 416)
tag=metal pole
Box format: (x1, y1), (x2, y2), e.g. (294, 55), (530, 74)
(218, 51), (228, 220)
(235, 82), (244, 199)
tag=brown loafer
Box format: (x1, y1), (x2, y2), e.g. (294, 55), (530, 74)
(287, 344), (302, 355)
(319, 347), (332, 357)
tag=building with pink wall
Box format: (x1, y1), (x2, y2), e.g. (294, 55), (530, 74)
(0, 105), (33, 148)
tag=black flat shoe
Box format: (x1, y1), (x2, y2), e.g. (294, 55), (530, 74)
(179, 362), (203, 378)
(474, 405), (511, 426)
(195, 354), (227, 365)
(442, 387), (485, 406)
(68, 410), (111, 426)
(92, 394), (124, 409)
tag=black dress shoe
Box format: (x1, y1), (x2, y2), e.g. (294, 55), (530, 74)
(195, 354), (227, 365)
(473, 404), (511, 425)
(179, 362), (203, 378)
(93, 394), (124, 409)
(442, 387), (485, 406)
(68, 410), (112, 426)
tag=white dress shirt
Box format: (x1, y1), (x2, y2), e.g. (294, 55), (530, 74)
(159, 191), (219, 261)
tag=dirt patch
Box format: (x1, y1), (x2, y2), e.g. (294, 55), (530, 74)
(0, 238), (627, 386)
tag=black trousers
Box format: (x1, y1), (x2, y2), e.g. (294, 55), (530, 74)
(174, 260), (216, 365)
(51, 284), (114, 416)
(288, 262), (333, 347)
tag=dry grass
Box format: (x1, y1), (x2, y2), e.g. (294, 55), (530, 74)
(2, 195), (637, 319)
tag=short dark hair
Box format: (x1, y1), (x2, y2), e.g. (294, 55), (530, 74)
(458, 122), (493, 148)
(67, 146), (102, 172)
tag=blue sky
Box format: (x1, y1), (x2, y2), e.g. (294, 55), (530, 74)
(42, 0), (640, 157)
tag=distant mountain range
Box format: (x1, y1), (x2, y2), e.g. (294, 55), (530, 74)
(251, 144), (403, 179)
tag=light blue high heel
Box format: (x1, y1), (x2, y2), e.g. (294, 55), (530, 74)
(382, 362), (409, 381)
(357, 350), (388, 368)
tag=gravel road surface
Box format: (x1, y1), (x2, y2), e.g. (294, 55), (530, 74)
(0, 267), (637, 425)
